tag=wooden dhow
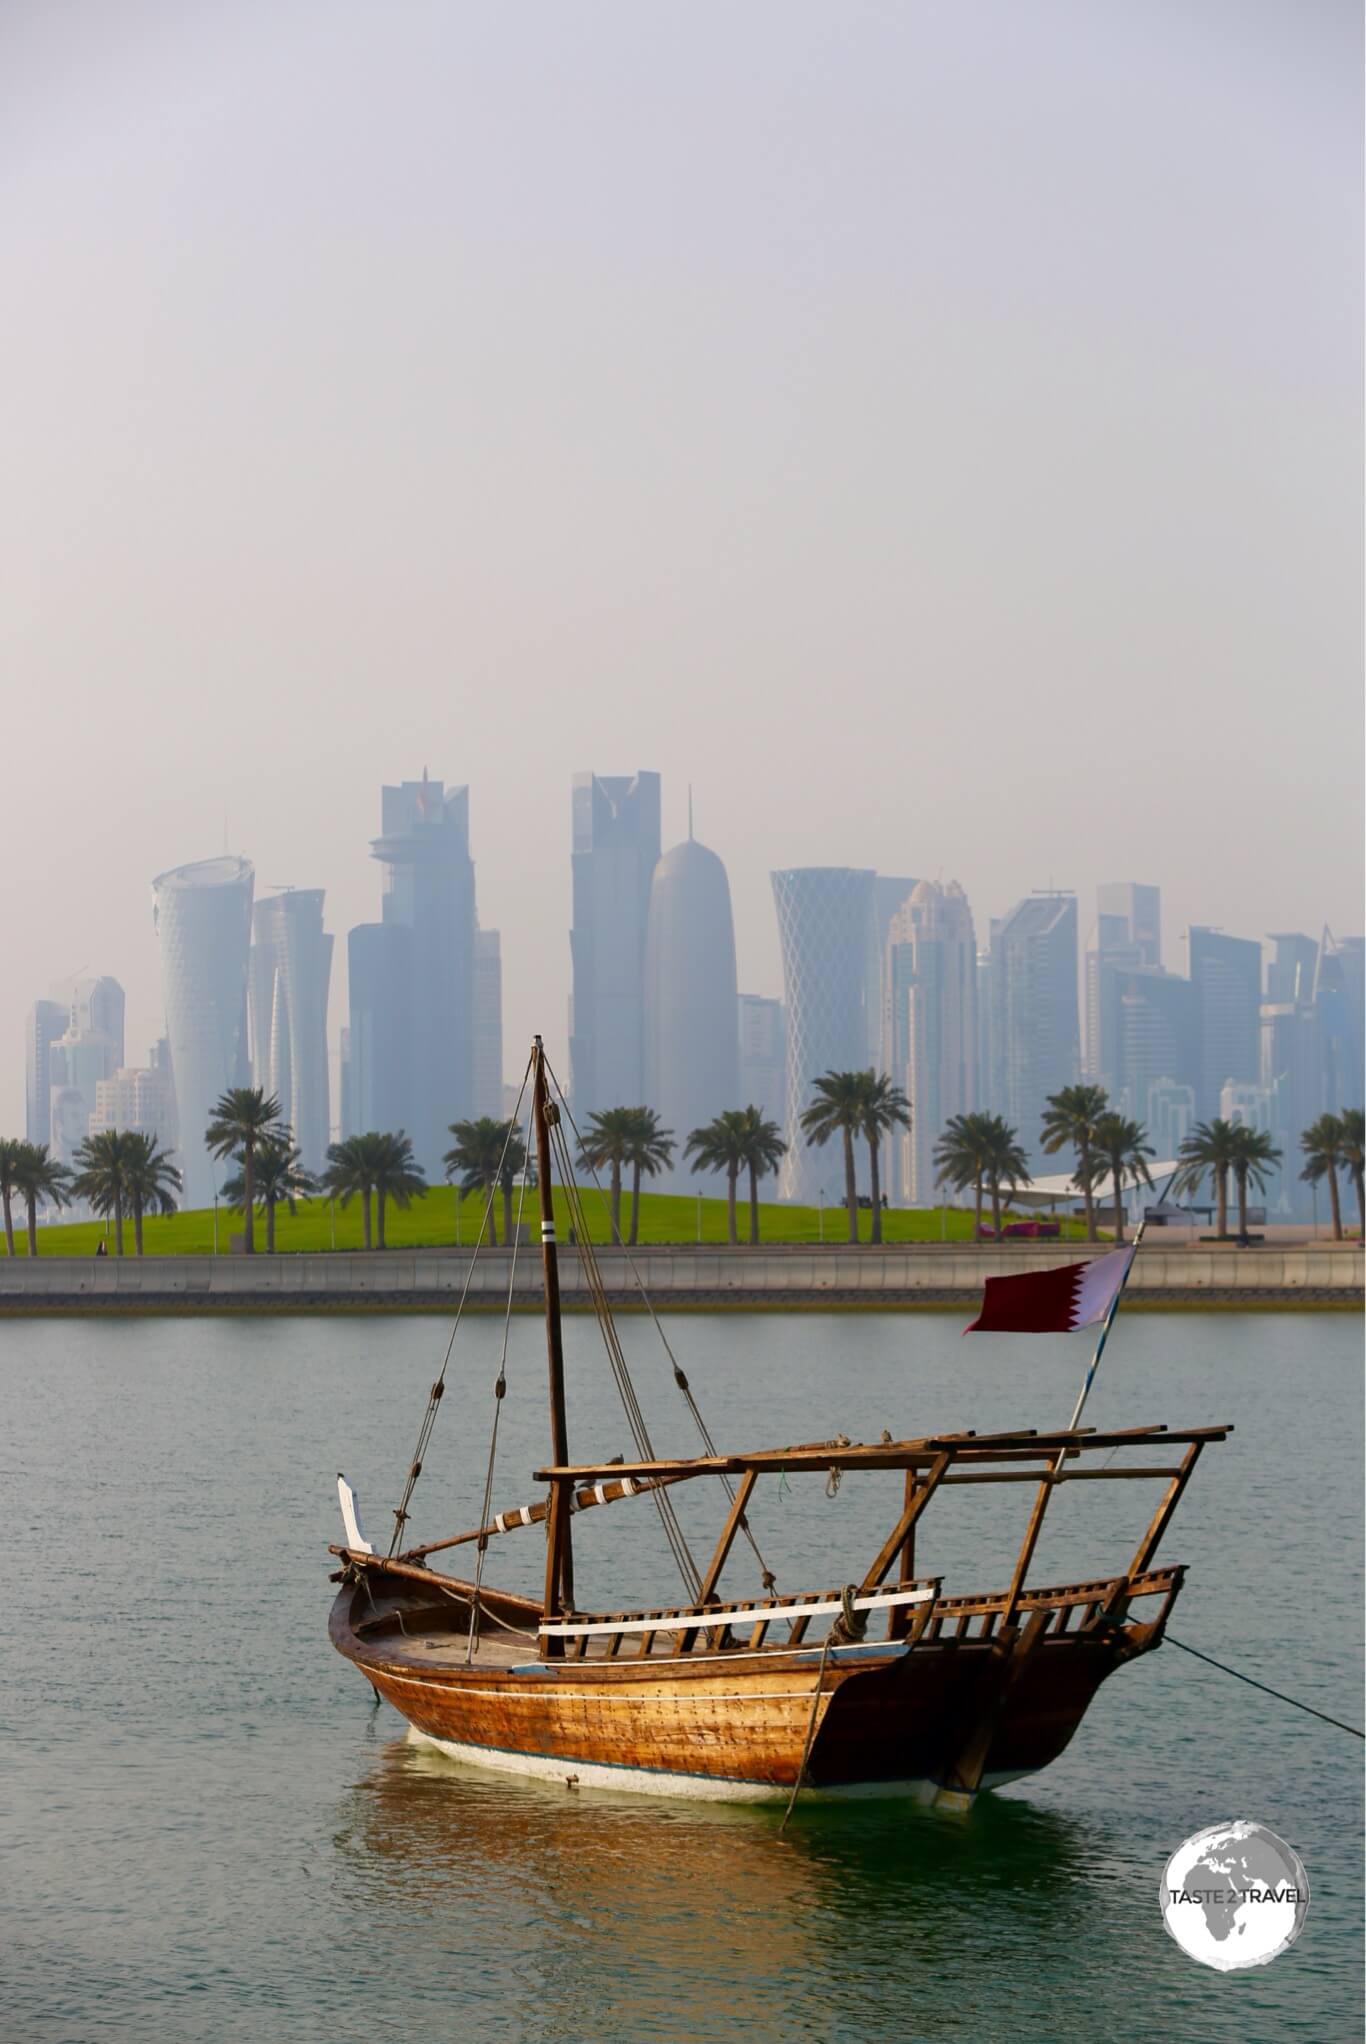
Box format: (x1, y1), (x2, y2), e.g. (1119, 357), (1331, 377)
(330, 1039), (1230, 1808)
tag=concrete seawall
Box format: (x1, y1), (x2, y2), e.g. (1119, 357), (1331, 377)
(1, 1242), (1360, 1311)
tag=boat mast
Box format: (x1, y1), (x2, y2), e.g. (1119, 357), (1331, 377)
(532, 1037), (574, 1646)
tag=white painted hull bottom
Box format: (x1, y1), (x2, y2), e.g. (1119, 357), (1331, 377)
(405, 1725), (1027, 1805)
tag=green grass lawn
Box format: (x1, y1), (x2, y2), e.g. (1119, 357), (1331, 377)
(9, 1186), (1091, 1256)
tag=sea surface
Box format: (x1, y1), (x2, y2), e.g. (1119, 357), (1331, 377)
(2, 1309), (1362, 2043)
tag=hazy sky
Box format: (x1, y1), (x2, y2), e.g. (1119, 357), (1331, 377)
(4, 0), (1362, 1129)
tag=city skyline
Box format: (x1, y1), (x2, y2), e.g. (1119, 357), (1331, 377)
(5, 3), (1360, 1145)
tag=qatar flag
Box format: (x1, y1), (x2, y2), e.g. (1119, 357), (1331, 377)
(964, 1247), (1134, 1334)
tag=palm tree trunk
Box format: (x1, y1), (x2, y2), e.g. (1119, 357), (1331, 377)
(610, 1162), (623, 1243)
(628, 1161), (641, 1247)
(362, 1190), (373, 1251)
(1081, 1145), (1096, 1242)
(503, 1179), (514, 1245)
(1327, 1164), (1342, 1240)
(2, 1190), (13, 1256)
(1215, 1167), (1228, 1240)
(134, 1201), (145, 1256)
(841, 1129), (858, 1243)
(748, 1163), (760, 1245)
(1235, 1167), (1249, 1242)
(113, 1195), (124, 1256)
(243, 1144), (255, 1253)
(25, 1194), (38, 1258)
(485, 1176), (499, 1246)
(377, 1189), (388, 1250)
(726, 1164), (738, 1246)
(1112, 1160), (1125, 1245)
(973, 1178), (983, 1238)
(867, 1133), (883, 1245)
(1354, 1167), (1365, 1238)
(266, 1199), (276, 1253)
(990, 1175), (1002, 1238)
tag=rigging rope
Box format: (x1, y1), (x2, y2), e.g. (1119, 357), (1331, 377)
(544, 1055), (778, 1598)
(1164, 1636), (1364, 1739)
(547, 1111), (702, 1600)
(466, 1126), (536, 1661)
(387, 1053), (535, 1555)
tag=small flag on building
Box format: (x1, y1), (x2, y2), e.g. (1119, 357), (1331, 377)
(965, 1246), (1134, 1334)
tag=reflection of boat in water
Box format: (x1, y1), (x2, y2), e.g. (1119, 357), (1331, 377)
(329, 1040), (1230, 1808)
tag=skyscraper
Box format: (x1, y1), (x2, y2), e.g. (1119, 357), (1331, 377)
(738, 995), (786, 1135)
(569, 771), (661, 1115)
(1095, 883), (1161, 966)
(25, 1000), (66, 1144)
(474, 928), (504, 1119)
(152, 856), (254, 1207)
(345, 921), (413, 1141)
(1188, 927), (1262, 1121)
(71, 977), (126, 1068)
(359, 774), (478, 1176)
(883, 880), (978, 1203)
(1314, 929), (1365, 1112)
(771, 867), (876, 1201)
(248, 890), (334, 1172)
(643, 833), (739, 1181)
(990, 893), (1079, 1166)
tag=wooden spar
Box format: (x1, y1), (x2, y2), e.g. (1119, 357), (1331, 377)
(1002, 1449), (1066, 1629)
(532, 1037), (573, 1643)
(1123, 1440), (1206, 1580)
(398, 1472), (692, 1563)
(697, 1470), (759, 1605)
(859, 1452), (953, 1590)
(533, 1424), (1232, 1483)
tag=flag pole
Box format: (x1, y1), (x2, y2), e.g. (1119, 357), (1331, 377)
(1065, 1168), (1175, 1432)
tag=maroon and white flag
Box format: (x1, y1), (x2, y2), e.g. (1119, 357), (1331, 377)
(964, 1247), (1133, 1334)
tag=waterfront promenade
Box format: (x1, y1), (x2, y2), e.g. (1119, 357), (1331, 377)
(1, 1240), (1359, 1311)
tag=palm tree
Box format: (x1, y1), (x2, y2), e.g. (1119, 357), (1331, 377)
(322, 1133), (381, 1250)
(734, 1106), (786, 1244)
(71, 1128), (137, 1255)
(621, 1108), (675, 1246)
(370, 1131), (426, 1249)
(1092, 1112), (1154, 1245)
(1340, 1107), (1365, 1238)
(445, 1117), (524, 1246)
(221, 1138), (314, 1252)
(1041, 1084), (1109, 1242)
(799, 1071), (866, 1243)
(1174, 1119), (1241, 1240)
(854, 1072), (911, 1245)
(685, 1110), (750, 1246)
(117, 1132), (182, 1254)
(0, 1138), (22, 1256)
(204, 1088), (283, 1254)
(1226, 1125), (1281, 1244)
(11, 1143), (73, 1255)
(576, 1107), (643, 1243)
(932, 1111), (1030, 1238)
(1300, 1113), (1348, 1240)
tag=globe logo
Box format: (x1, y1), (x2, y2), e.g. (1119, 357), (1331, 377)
(1160, 1821), (1309, 1971)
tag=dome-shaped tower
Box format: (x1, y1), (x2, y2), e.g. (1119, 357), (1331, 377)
(643, 837), (739, 1182)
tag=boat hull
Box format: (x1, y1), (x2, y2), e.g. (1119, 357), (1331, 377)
(330, 1577), (1145, 1805)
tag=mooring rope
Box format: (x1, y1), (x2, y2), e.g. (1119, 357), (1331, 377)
(1165, 1636), (1364, 1739)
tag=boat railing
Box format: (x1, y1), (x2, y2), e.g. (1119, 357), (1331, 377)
(920, 1565), (1185, 1644)
(539, 1577), (943, 1659)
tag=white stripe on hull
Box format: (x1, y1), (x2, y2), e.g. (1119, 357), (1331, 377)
(404, 1725), (1027, 1805)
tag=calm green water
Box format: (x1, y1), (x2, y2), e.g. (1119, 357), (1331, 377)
(3, 1310), (1361, 2042)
